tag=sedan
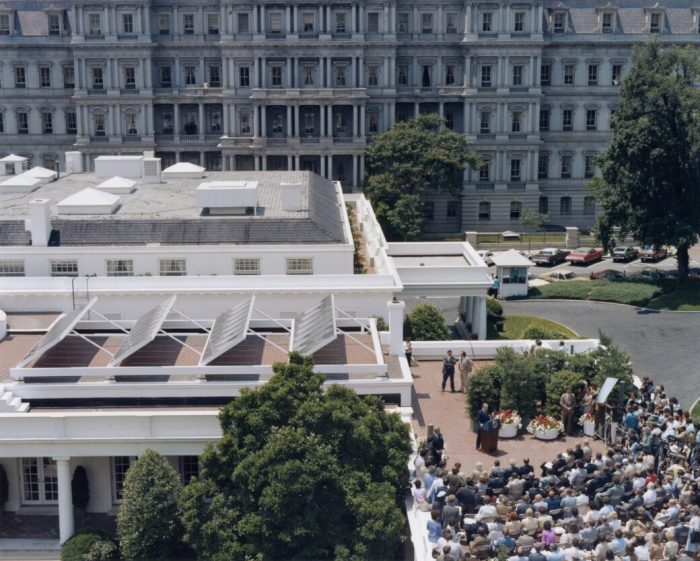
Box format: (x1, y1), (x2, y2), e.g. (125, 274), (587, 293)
(590, 269), (626, 280)
(639, 246), (668, 262)
(531, 248), (568, 266)
(611, 246), (639, 263)
(565, 247), (604, 265)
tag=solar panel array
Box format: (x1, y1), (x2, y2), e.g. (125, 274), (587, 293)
(199, 296), (255, 366)
(109, 296), (176, 366)
(17, 298), (98, 367)
(291, 295), (337, 356)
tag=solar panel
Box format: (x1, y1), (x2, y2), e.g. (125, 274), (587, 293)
(109, 296), (176, 366)
(17, 298), (98, 367)
(291, 295), (337, 356)
(199, 296), (255, 366)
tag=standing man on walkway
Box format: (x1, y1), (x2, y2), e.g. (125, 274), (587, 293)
(459, 351), (473, 393)
(441, 350), (457, 393)
(560, 388), (576, 435)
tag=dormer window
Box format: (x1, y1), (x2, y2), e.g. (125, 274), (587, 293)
(650, 12), (661, 33)
(0, 13), (9, 35)
(553, 12), (565, 33)
(48, 13), (61, 35)
(602, 12), (613, 32)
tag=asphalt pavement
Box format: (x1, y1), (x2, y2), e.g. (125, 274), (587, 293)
(501, 299), (700, 409)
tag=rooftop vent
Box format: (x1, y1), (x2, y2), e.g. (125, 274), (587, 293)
(0, 174), (42, 193)
(95, 155), (146, 179)
(162, 162), (205, 179)
(96, 176), (137, 194)
(65, 151), (83, 174)
(56, 187), (121, 215)
(142, 157), (161, 183)
(23, 166), (58, 185)
(196, 181), (258, 215)
(280, 182), (303, 212)
(26, 199), (52, 247)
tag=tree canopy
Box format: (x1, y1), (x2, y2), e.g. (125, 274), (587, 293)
(179, 353), (412, 561)
(404, 302), (452, 341)
(591, 41), (700, 281)
(364, 114), (479, 240)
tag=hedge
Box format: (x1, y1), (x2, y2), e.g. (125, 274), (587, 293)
(544, 369), (586, 417)
(521, 326), (567, 341)
(486, 298), (503, 316)
(528, 279), (662, 307)
(61, 530), (113, 561)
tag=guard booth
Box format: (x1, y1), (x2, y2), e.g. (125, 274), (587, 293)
(491, 250), (532, 298)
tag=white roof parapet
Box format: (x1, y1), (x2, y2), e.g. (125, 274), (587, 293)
(109, 296), (177, 366)
(17, 298), (98, 368)
(491, 249), (533, 268)
(290, 295), (337, 356)
(199, 296), (255, 366)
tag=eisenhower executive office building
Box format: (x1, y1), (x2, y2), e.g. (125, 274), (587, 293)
(0, 0), (698, 231)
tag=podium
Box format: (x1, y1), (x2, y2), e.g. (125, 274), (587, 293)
(480, 427), (500, 453)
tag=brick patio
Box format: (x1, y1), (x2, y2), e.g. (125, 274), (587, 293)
(410, 360), (606, 472)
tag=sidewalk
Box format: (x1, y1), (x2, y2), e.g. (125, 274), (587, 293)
(409, 360), (605, 472)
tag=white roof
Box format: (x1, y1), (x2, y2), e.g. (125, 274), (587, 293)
(24, 166), (58, 180)
(97, 176), (137, 189)
(57, 188), (121, 214)
(0, 154), (28, 163)
(492, 249), (532, 267)
(163, 162), (205, 173)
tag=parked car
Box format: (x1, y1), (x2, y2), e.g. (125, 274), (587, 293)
(611, 246), (639, 263)
(565, 247), (604, 265)
(541, 269), (579, 282)
(590, 269), (625, 280)
(639, 246), (668, 262)
(638, 267), (674, 280)
(476, 250), (494, 266)
(531, 248), (569, 266)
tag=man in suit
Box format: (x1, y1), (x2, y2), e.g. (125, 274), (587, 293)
(476, 403), (491, 450)
(441, 350), (457, 392)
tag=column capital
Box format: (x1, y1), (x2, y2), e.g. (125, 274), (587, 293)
(53, 456), (71, 462)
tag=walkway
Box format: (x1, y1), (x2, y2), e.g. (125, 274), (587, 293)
(410, 360), (605, 473)
(502, 300), (700, 408)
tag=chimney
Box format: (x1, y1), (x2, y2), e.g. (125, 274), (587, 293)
(64, 151), (83, 175)
(28, 199), (52, 247)
(280, 183), (303, 212)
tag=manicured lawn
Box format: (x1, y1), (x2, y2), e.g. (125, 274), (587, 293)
(488, 314), (579, 340)
(528, 280), (663, 307)
(647, 283), (700, 311)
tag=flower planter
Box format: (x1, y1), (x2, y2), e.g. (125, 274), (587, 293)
(499, 424), (518, 438)
(583, 420), (595, 437)
(533, 428), (560, 441)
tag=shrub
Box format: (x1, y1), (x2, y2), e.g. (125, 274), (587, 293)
(528, 281), (592, 300)
(522, 326), (566, 340)
(61, 530), (110, 561)
(404, 303), (451, 341)
(85, 539), (119, 561)
(544, 369), (586, 417)
(495, 348), (545, 422)
(588, 282), (661, 307)
(117, 450), (183, 561)
(373, 315), (389, 331)
(486, 298), (503, 316)
(71, 466), (89, 510)
(466, 365), (502, 418)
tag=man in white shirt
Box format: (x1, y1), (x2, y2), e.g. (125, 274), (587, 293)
(643, 483), (657, 508)
(476, 502), (497, 522)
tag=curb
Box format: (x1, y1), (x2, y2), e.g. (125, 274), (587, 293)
(504, 298), (700, 314)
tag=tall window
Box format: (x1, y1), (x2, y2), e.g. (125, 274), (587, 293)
(303, 12), (315, 32)
(335, 65), (346, 87)
(512, 65), (523, 86)
(40, 67), (51, 88)
(208, 65), (221, 87)
(611, 64), (622, 85)
(538, 153), (549, 179)
(0, 112), (4, 133)
(15, 66), (26, 88)
(446, 13), (457, 33)
(480, 65), (492, 87)
(239, 111), (251, 135)
(539, 196), (549, 214)
(514, 12), (525, 32)
(42, 111), (53, 134)
(51, 260), (78, 277)
(586, 109), (597, 130)
(107, 259), (134, 276)
(180, 457), (199, 484)
(368, 65), (378, 87)
(561, 155), (572, 178)
(304, 111), (315, 133)
(553, 12), (565, 33)
(286, 258), (313, 275)
(112, 457), (135, 502)
(510, 159), (521, 181)
(397, 13), (409, 33)
(88, 13), (102, 35)
(478, 201), (491, 221)
(479, 112), (491, 133)
(159, 259), (186, 276)
(481, 12), (492, 32)
(563, 64), (574, 85)
(207, 13), (220, 34)
(238, 13), (249, 33)
(539, 109), (550, 131)
(335, 12), (346, 33)
(121, 13), (134, 33)
(562, 109), (573, 131)
(447, 200), (459, 218)
(445, 65), (455, 85)
(183, 14), (195, 34)
(368, 111), (379, 133)
(602, 12), (613, 32)
(124, 67), (136, 89)
(650, 13), (660, 33)
(397, 64), (408, 86)
(65, 111), (77, 134)
(584, 155), (596, 178)
(421, 13), (433, 33)
(511, 111), (522, 133)
(63, 65), (75, 88)
(424, 201), (435, 220)
(303, 66), (314, 86)
(0, 14), (10, 34)
(233, 258), (261, 275)
(239, 66), (250, 87)
(158, 13), (170, 34)
(587, 64), (598, 85)
(510, 201), (522, 220)
(479, 161), (490, 181)
(185, 65), (196, 85)
(94, 113), (105, 136)
(160, 65), (172, 87)
(583, 196), (595, 215)
(540, 64), (551, 86)
(271, 66), (282, 87)
(91, 67), (103, 89)
(17, 111), (28, 134)
(560, 196), (572, 215)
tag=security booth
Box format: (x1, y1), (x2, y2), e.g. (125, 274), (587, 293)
(491, 250), (531, 298)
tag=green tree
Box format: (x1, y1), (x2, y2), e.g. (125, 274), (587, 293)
(544, 370), (586, 417)
(591, 41), (700, 282)
(179, 353), (411, 561)
(404, 302), (451, 341)
(117, 449), (183, 561)
(364, 114), (479, 240)
(519, 208), (549, 253)
(496, 348), (544, 422)
(466, 364), (502, 419)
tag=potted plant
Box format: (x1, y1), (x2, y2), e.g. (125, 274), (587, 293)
(0, 464), (8, 523)
(579, 412), (596, 437)
(71, 465), (89, 520)
(494, 410), (522, 438)
(527, 415), (564, 441)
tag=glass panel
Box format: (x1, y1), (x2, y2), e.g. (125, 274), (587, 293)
(22, 458), (40, 502)
(42, 458), (58, 502)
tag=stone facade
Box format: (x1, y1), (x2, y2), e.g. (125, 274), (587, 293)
(0, 0), (698, 231)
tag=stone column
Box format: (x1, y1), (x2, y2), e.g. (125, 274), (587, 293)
(260, 6), (266, 32)
(198, 103), (205, 135)
(286, 105), (292, 137)
(261, 105), (267, 136)
(387, 299), (405, 355)
(294, 104), (300, 137)
(352, 105), (358, 136)
(352, 154), (358, 186)
(359, 105), (365, 137)
(55, 457), (74, 544)
(477, 298), (487, 340)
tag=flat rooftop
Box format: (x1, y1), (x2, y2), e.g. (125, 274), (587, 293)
(390, 255), (468, 267)
(0, 170), (347, 246)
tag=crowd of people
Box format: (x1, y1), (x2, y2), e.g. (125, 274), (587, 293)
(412, 377), (700, 561)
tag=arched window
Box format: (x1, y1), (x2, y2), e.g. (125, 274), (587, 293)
(560, 196), (572, 215)
(583, 196), (595, 215)
(478, 201), (491, 221)
(510, 201), (522, 220)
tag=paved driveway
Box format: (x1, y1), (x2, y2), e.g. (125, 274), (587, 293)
(501, 300), (700, 409)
